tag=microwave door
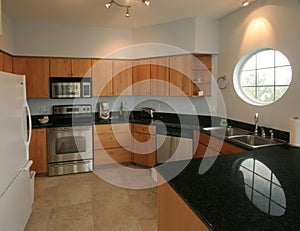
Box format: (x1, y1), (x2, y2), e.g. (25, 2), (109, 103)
(68, 83), (80, 98)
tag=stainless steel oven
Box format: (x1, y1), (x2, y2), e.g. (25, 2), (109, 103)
(47, 105), (94, 176)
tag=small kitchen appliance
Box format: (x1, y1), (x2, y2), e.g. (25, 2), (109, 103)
(99, 102), (110, 120)
(50, 77), (92, 98)
(141, 107), (155, 119)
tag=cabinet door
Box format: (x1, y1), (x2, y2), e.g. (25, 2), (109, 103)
(132, 132), (156, 167)
(92, 59), (113, 96)
(194, 143), (219, 158)
(71, 59), (92, 77)
(112, 60), (132, 96)
(132, 59), (151, 96)
(94, 148), (131, 166)
(50, 58), (72, 77)
(150, 57), (169, 96)
(13, 57), (50, 98)
(0, 51), (13, 72)
(29, 129), (48, 174)
(169, 55), (192, 96)
(221, 142), (246, 155)
(158, 180), (210, 231)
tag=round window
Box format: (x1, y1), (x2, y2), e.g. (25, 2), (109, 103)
(233, 49), (292, 106)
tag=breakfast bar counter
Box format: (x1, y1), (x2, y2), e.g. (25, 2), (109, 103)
(158, 145), (300, 230)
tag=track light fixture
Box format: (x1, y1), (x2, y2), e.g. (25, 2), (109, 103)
(242, 0), (256, 7)
(105, 0), (150, 17)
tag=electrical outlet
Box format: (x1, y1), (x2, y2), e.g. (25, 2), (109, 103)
(40, 105), (47, 113)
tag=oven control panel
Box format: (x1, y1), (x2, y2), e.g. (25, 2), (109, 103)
(53, 105), (91, 115)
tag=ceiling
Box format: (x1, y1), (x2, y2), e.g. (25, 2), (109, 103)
(2, 0), (243, 28)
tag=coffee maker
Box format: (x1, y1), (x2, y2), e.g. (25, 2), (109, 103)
(99, 102), (110, 120)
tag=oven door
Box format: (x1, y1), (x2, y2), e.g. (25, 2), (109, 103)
(47, 126), (93, 163)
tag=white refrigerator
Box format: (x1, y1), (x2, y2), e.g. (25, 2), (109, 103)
(0, 71), (35, 230)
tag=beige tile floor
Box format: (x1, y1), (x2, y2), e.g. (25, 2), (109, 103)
(25, 165), (158, 231)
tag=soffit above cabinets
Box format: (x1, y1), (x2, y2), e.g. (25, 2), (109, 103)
(2, 0), (242, 28)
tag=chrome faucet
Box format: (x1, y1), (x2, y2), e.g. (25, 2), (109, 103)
(254, 113), (259, 136)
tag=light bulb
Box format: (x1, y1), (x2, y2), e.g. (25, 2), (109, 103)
(242, 0), (249, 7)
(144, 0), (150, 6)
(106, 2), (111, 8)
(126, 7), (130, 17)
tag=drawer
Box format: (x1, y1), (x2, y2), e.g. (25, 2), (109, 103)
(94, 132), (130, 149)
(132, 152), (156, 167)
(131, 123), (156, 135)
(94, 148), (132, 166)
(194, 143), (220, 158)
(199, 132), (222, 151)
(94, 123), (130, 133)
(221, 141), (246, 155)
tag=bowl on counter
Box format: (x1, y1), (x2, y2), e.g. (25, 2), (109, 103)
(38, 116), (49, 124)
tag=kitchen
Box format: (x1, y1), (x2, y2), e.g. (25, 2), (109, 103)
(0, 0), (300, 230)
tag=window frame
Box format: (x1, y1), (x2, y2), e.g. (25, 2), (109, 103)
(233, 48), (292, 106)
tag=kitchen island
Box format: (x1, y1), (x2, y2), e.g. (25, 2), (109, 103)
(158, 145), (300, 230)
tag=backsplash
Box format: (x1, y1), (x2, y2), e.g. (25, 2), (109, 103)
(27, 96), (216, 116)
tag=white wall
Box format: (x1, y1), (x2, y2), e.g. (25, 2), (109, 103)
(219, 0), (300, 131)
(0, 13), (14, 53)
(11, 17), (219, 58)
(133, 17), (196, 53)
(195, 17), (219, 54)
(13, 21), (133, 58)
(133, 17), (219, 54)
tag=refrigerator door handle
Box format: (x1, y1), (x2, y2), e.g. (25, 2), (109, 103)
(25, 103), (32, 145)
(22, 160), (33, 171)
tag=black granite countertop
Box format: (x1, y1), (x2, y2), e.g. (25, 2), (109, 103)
(158, 145), (300, 230)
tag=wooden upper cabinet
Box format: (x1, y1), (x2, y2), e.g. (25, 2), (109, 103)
(50, 58), (92, 77)
(92, 59), (113, 96)
(112, 60), (132, 96)
(169, 55), (193, 96)
(150, 57), (169, 96)
(13, 57), (50, 98)
(132, 59), (151, 96)
(71, 59), (92, 77)
(50, 58), (71, 77)
(169, 54), (212, 97)
(0, 51), (13, 73)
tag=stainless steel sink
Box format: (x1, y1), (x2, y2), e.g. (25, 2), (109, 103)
(229, 135), (286, 149)
(203, 126), (251, 138)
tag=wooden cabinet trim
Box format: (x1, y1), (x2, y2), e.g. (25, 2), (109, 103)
(158, 179), (210, 231)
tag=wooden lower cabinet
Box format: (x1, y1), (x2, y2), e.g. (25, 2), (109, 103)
(0, 51), (13, 72)
(94, 124), (131, 167)
(193, 130), (246, 158)
(29, 128), (48, 174)
(131, 124), (156, 167)
(158, 179), (210, 231)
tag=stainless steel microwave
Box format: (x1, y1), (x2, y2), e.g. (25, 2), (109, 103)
(50, 77), (92, 98)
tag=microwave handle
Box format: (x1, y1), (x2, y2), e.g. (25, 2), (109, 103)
(82, 82), (91, 98)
